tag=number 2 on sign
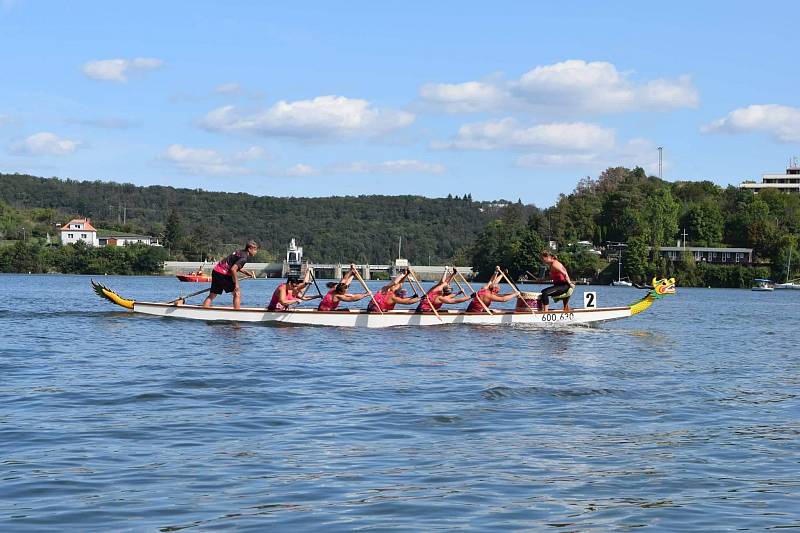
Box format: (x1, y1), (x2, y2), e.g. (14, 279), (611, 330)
(583, 291), (597, 309)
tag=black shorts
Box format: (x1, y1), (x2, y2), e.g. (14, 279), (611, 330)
(210, 270), (235, 294)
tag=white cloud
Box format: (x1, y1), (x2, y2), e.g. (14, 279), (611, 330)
(199, 95), (415, 139)
(517, 153), (601, 167)
(285, 163), (320, 177)
(517, 137), (665, 173)
(159, 144), (266, 176)
(437, 117), (615, 152)
(335, 159), (446, 175)
(215, 83), (242, 95)
(279, 159), (446, 177)
(419, 81), (509, 113)
(420, 59), (698, 114)
(82, 57), (164, 82)
(10, 132), (80, 156)
(702, 104), (800, 143)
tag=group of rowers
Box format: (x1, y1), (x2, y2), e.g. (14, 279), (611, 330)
(200, 240), (576, 313)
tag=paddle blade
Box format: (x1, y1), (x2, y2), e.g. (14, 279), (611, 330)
(91, 280), (135, 310)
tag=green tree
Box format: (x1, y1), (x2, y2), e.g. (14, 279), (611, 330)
(682, 201), (724, 246)
(164, 209), (184, 252)
(623, 237), (650, 283)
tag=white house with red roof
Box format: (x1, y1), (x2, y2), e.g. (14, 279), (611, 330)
(60, 218), (99, 246)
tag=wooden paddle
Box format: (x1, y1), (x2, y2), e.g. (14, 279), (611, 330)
(287, 266), (323, 308)
(497, 267), (537, 314)
(407, 267), (443, 321)
(308, 264), (324, 298)
(351, 265), (384, 315)
(170, 273), (252, 305)
(454, 270), (492, 315)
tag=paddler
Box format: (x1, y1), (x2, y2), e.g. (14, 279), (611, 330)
(267, 271), (315, 311)
(367, 269), (421, 313)
(415, 267), (471, 313)
(465, 267), (516, 312)
(318, 265), (369, 311)
(539, 250), (575, 312)
(202, 240), (258, 309)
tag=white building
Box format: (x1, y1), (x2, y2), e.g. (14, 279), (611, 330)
(740, 160), (800, 193)
(60, 218), (99, 246)
(98, 232), (157, 246)
(59, 219), (157, 247)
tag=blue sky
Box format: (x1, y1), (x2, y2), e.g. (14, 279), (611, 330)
(2, 1), (800, 206)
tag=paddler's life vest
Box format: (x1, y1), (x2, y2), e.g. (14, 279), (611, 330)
(367, 289), (394, 312)
(318, 289), (340, 311)
(416, 288), (443, 313)
(466, 288), (491, 312)
(213, 250), (247, 276)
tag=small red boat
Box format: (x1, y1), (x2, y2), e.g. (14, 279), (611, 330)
(176, 273), (211, 283)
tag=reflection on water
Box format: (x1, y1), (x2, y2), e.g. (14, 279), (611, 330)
(1, 275), (799, 531)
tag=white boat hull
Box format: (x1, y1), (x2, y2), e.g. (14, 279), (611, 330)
(132, 302), (634, 328)
(611, 281), (633, 287)
(774, 283), (800, 290)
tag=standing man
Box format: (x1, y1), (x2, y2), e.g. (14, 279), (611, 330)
(203, 240), (258, 309)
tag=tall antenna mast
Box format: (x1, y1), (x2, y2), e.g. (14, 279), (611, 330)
(658, 146), (663, 180)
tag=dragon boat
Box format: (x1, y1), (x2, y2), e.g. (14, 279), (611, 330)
(91, 278), (676, 328)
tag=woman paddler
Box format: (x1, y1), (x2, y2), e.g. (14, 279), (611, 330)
(415, 268), (471, 313)
(367, 270), (421, 313)
(539, 250), (575, 312)
(267, 269), (314, 311)
(318, 265), (369, 311)
(465, 267), (516, 312)
(202, 240), (258, 309)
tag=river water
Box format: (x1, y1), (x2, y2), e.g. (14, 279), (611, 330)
(1, 274), (798, 531)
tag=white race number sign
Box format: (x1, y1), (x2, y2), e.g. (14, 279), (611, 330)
(583, 291), (597, 309)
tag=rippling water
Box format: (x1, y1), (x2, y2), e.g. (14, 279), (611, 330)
(1, 274), (798, 531)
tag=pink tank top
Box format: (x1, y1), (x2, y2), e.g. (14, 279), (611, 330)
(268, 283), (291, 311)
(318, 290), (339, 311)
(368, 289), (394, 312)
(418, 288), (442, 312)
(467, 288), (491, 312)
(550, 262), (567, 284)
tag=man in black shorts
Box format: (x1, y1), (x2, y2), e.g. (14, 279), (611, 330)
(202, 240), (258, 309)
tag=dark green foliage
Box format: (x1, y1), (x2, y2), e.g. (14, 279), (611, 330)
(471, 206), (545, 281)
(0, 240), (168, 275)
(0, 173), (528, 265)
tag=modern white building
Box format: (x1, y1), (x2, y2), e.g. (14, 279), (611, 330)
(740, 160), (800, 193)
(60, 218), (99, 246)
(98, 231), (157, 246)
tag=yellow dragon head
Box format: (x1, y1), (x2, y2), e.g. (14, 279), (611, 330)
(650, 277), (676, 297)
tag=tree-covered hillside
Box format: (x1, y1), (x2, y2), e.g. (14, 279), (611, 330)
(0, 173), (535, 264)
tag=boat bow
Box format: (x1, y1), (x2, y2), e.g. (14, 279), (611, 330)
(629, 277), (676, 316)
(92, 280), (135, 310)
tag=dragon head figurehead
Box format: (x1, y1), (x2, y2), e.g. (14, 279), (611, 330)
(650, 277), (676, 298)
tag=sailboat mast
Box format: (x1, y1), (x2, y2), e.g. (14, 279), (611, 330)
(618, 253), (622, 281)
(787, 247), (793, 283)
